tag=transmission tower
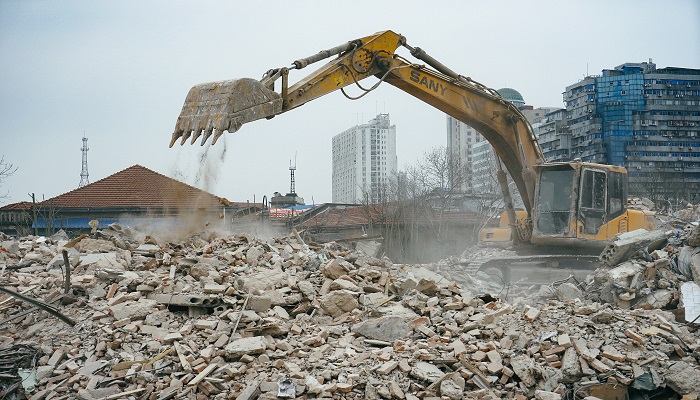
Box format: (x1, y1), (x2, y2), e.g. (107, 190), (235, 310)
(289, 153), (298, 195)
(79, 135), (89, 187)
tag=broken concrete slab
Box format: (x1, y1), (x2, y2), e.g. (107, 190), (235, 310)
(237, 268), (287, 292)
(664, 361), (700, 395)
(556, 282), (583, 301)
(510, 354), (536, 387)
(110, 299), (157, 320)
(225, 336), (266, 359)
(599, 229), (670, 267)
(410, 362), (445, 383)
(320, 258), (354, 279)
(351, 316), (410, 342)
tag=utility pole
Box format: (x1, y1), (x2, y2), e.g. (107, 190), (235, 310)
(29, 192), (37, 236)
(79, 135), (90, 187)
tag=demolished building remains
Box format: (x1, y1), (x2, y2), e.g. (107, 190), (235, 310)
(0, 206), (699, 399)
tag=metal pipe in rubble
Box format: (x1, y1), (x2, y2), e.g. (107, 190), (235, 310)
(0, 286), (75, 326)
(62, 250), (71, 294)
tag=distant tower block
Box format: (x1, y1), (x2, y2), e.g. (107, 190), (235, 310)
(79, 135), (90, 187)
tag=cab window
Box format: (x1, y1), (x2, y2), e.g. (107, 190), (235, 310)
(579, 170), (606, 234)
(537, 168), (574, 235)
(607, 171), (626, 219)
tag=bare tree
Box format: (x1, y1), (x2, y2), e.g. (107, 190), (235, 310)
(633, 168), (697, 212)
(387, 147), (470, 261)
(357, 185), (379, 237)
(414, 147), (465, 248)
(470, 149), (526, 240)
(37, 197), (61, 236)
(371, 147), (527, 262)
(0, 156), (17, 202)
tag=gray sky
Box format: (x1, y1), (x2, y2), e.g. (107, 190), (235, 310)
(1, 0), (699, 206)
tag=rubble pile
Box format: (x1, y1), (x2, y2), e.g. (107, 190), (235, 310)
(0, 224), (698, 399)
(678, 204), (700, 223)
(587, 223), (700, 315)
(627, 197), (656, 212)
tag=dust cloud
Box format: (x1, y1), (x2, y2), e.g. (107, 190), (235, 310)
(157, 140), (242, 243)
(119, 138), (289, 244)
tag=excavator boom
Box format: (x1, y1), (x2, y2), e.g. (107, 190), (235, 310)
(170, 30), (542, 216)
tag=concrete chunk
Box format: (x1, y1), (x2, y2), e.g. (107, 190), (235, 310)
(410, 362), (445, 383)
(351, 316), (409, 342)
(238, 268), (286, 292)
(110, 299), (157, 320)
(247, 295), (273, 312)
(225, 336), (266, 359)
(321, 258), (353, 279)
(599, 228), (669, 267)
(510, 354), (536, 387)
(319, 290), (359, 317)
(560, 348), (582, 383)
(663, 361), (700, 395)
(377, 361), (399, 375)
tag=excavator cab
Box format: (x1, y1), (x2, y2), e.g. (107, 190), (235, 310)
(531, 161), (629, 248)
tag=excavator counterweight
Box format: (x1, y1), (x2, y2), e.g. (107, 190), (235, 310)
(170, 78), (282, 147)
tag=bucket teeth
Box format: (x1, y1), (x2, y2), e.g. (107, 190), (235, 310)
(169, 132), (182, 148)
(190, 130), (203, 145)
(200, 130), (214, 146)
(170, 78), (283, 146)
(180, 131), (192, 146)
(212, 130), (225, 146)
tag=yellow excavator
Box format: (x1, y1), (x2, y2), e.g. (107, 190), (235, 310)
(170, 30), (656, 281)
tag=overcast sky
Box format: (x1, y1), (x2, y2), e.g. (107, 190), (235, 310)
(1, 0), (699, 206)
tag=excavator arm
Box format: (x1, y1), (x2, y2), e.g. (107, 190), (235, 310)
(170, 30), (544, 217)
(377, 54), (542, 215)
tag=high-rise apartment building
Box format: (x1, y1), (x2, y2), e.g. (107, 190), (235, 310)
(471, 140), (496, 195)
(559, 60), (700, 201)
(450, 88), (554, 195)
(535, 108), (570, 161)
(446, 116), (484, 192)
(332, 114), (397, 204)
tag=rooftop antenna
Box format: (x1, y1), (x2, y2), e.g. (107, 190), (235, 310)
(289, 152), (297, 195)
(79, 133), (90, 187)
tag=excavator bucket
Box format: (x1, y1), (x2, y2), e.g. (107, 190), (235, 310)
(170, 78), (283, 147)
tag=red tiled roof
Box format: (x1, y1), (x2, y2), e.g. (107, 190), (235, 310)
(229, 202), (263, 208)
(38, 165), (230, 209)
(301, 205), (380, 228)
(299, 203), (482, 228)
(0, 201), (32, 211)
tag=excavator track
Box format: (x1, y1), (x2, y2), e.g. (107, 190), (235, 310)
(448, 248), (600, 287)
